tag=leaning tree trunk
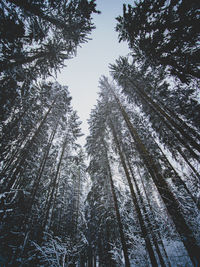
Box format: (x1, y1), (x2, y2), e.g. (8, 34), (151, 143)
(126, 154), (170, 267)
(1, 97), (57, 192)
(109, 121), (161, 267)
(128, 78), (200, 156)
(43, 136), (68, 230)
(29, 122), (58, 209)
(156, 144), (198, 205)
(110, 89), (200, 266)
(136, 166), (172, 267)
(105, 150), (131, 267)
(154, 91), (200, 143)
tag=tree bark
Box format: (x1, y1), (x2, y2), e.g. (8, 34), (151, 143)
(29, 122), (58, 209)
(111, 90), (200, 266)
(43, 136), (68, 229)
(137, 166), (172, 267)
(128, 78), (200, 155)
(1, 97), (57, 192)
(109, 121), (160, 267)
(105, 153), (131, 267)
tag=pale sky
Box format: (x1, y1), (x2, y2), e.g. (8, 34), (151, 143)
(57, 0), (130, 145)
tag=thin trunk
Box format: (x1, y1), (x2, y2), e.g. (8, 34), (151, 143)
(16, 125), (58, 259)
(137, 167), (172, 267)
(176, 146), (200, 181)
(29, 123), (58, 208)
(43, 161), (58, 213)
(0, 123), (35, 178)
(137, 115), (198, 203)
(129, 78), (200, 155)
(125, 152), (168, 267)
(1, 97), (57, 192)
(109, 121), (160, 267)
(0, 102), (32, 145)
(70, 175), (77, 236)
(87, 246), (93, 267)
(0, 129), (30, 176)
(155, 98), (200, 143)
(106, 222), (117, 267)
(157, 144), (198, 205)
(49, 175), (60, 231)
(106, 154), (131, 267)
(111, 90), (200, 266)
(93, 255), (96, 267)
(75, 167), (81, 235)
(43, 136), (67, 228)
(155, 126), (200, 180)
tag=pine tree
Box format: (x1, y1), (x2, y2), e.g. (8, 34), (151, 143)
(0, 0), (99, 77)
(0, 0), (99, 127)
(110, 57), (200, 181)
(0, 81), (86, 265)
(116, 0), (200, 83)
(103, 78), (200, 266)
(86, 106), (131, 267)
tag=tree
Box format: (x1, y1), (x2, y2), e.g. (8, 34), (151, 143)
(0, 81), (86, 266)
(86, 105), (131, 267)
(0, 0), (99, 77)
(116, 0), (200, 83)
(103, 77), (200, 266)
(110, 57), (200, 181)
(0, 0), (99, 127)
(85, 75), (200, 265)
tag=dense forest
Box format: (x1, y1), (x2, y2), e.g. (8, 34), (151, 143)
(0, 0), (199, 266)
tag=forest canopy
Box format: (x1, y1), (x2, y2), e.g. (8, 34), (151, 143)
(0, 0), (199, 266)
(116, 0), (200, 83)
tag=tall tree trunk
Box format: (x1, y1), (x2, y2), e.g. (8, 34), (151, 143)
(156, 144), (198, 205)
(1, 97), (57, 192)
(105, 152), (131, 267)
(124, 147), (168, 267)
(48, 175), (60, 231)
(126, 154), (171, 267)
(137, 166), (172, 267)
(29, 122), (58, 208)
(176, 145), (200, 181)
(0, 129), (31, 176)
(155, 97), (200, 143)
(75, 166), (81, 235)
(109, 121), (160, 267)
(43, 136), (68, 229)
(106, 222), (117, 267)
(0, 96), (36, 145)
(111, 90), (200, 266)
(128, 78), (200, 155)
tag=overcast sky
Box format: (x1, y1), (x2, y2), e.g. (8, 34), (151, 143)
(57, 0), (130, 145)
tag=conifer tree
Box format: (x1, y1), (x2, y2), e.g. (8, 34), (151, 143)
(0, 82), (86, 266)
(116, 0), (200, 83)
(101, 77), (200, 266)
(110, 57), (200, 180)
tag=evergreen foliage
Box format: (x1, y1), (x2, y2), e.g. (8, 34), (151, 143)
(0, 82), (87, 266)
(0, 0), (99, 123)
(84, 76), (199, 266)
(116, 0), (200, 83)
(0, 1), (199, 266)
